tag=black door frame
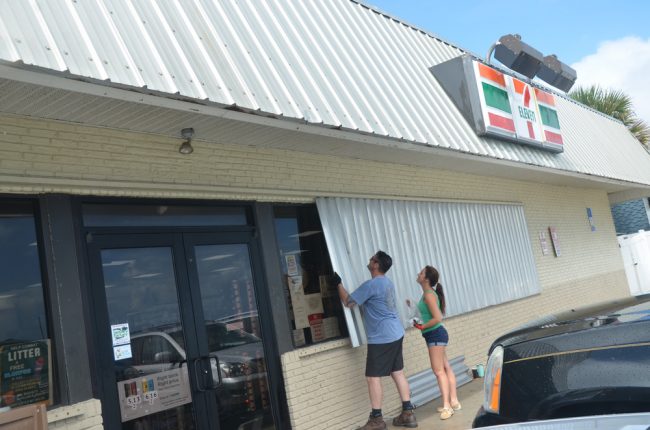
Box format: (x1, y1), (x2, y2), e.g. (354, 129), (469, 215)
(78, 198), (287, 430)
(87, 232), (220, 430)
(182, 232), (284, 429)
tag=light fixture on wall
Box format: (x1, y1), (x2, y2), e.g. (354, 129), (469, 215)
(536, 54), (577, 93)
(179, 128), (194, 155)
(487, 34), (544, 79)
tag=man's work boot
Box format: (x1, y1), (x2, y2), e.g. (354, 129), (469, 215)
(392, 409), (418, 428)
(360, 415), (387, 430)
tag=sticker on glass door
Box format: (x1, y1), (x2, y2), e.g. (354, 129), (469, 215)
(117, 366), (191, 422)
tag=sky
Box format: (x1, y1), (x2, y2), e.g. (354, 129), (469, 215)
(366, 0), (650, 124)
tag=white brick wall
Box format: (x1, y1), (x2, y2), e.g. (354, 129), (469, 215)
(283, 270), (628, 430)
(0, 115), (631, 429)
(47, 399), (102, 430)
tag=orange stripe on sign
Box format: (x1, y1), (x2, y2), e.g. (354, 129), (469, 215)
(535, 89), (556, 106)
(512, 79), (526, 95)
(478, 63), (506, 87)
(488, 112), (515, 132)
(545, 130), (563, 144)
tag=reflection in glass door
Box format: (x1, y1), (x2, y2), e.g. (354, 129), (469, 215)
(90, 233), (278, 430)
(191, 243), (276, 430)
(100, 246), (198, 430)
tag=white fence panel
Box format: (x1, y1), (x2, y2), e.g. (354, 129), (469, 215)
(618, 231), (650, 296)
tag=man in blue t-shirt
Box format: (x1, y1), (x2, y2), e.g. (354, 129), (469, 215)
(334, 251), (417, 430)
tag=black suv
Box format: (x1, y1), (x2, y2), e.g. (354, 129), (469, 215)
(473, 295), (650, 427)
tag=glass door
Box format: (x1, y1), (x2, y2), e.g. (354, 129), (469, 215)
(88, 232), (276, 430)
(183, 234), (276, 430)
(88, 234), (216, 430)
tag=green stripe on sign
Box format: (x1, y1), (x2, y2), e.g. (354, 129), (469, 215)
(539, 105), (560, 129)
(481, 82), (511, 113)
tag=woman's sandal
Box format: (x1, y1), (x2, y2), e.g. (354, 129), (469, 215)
(436, 402), (461, 413)
(440, 407), (454, 420)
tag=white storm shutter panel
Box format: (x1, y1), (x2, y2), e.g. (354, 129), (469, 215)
(316, 197), (540, 347)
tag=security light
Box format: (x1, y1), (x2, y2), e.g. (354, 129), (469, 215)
(492, 34), (544, 79)
(179, 127), (194, 155)
(536, 55), (578, 93)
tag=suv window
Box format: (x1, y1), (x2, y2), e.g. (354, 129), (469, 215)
(131, 335), (181, 365)
(207, 325), (259, 351)
(167, 324), (259, 353)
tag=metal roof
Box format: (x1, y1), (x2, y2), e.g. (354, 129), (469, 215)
(1, 0), (650, 186)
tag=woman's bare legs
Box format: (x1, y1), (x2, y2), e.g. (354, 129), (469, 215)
(428, 345), (450, 409)
(443, 350), (459, 406)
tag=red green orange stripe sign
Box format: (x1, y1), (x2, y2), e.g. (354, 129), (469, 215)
(477, 63), (516, 136)
(474, 60), (564, 151)
(535, 89), (563, 145)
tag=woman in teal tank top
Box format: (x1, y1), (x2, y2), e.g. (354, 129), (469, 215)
(412, 266), (461, 420)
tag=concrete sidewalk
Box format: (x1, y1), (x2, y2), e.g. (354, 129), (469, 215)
(387, 377), (484, 430)
(410, 377), (484, 429)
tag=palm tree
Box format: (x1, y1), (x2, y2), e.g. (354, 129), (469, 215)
(569, 85), (650, 146)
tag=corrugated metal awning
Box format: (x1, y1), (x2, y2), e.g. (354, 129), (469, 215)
(1, 0), (650, 186)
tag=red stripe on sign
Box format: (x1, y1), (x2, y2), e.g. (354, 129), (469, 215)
(535, 89), (556, 106)
(527, 121), (535, 139)
(478, 63), (506, 87)
(523, 86), (531, 107)
(545, 130), (563, 144)
(488, 112), (515, 132)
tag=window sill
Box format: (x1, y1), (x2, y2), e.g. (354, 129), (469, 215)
(47, 403), (86, 423)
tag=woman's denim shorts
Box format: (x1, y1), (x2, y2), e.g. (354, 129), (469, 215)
(422, 325), (449, 347)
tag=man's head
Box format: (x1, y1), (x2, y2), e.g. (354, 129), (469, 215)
(367, 250), (392, 276)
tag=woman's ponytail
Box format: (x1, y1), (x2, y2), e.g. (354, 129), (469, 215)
(425, 265), (446, 315)
(435, 282), (446, 315)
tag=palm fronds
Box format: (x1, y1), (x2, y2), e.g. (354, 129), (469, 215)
(570, 85), (650, 146)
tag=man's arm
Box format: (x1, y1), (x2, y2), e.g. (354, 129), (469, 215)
(331, 272), (356, 308)
(337, 282), (356, 308)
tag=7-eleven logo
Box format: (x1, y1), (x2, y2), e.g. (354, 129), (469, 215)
(509, 78), (544, 143)
(473, 60), (563, 151)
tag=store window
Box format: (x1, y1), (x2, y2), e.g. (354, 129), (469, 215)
(0, 201), (52, 410)
(273, 205), (348, 347)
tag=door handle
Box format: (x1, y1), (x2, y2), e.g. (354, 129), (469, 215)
(193, 357), (209, 392)
(192, 356), (222, 391)
(209, 356), (223, 389)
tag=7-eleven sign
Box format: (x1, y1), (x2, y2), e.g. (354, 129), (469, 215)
(462, 59), (564, 152)
(510, 77), (544, 144)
